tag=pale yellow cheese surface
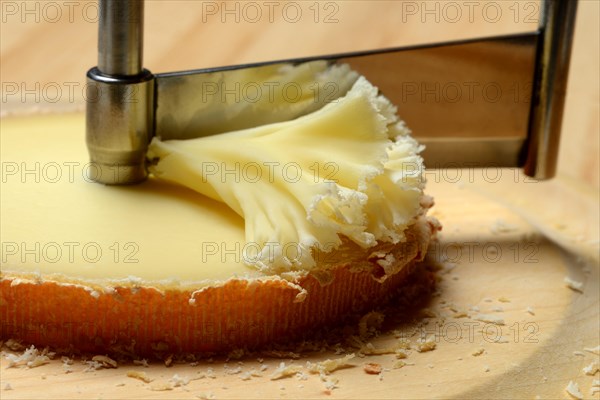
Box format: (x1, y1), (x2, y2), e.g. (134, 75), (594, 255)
(0, 113), (256, 284)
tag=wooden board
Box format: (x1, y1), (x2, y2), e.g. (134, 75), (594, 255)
(1, 171), (598, 399)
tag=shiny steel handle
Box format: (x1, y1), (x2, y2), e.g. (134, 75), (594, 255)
(98, 0), (144, 76)
(524, 0), (578, 179)
(86, 0), (154, 185)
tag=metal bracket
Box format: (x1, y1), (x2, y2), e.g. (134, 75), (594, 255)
(86, 0), (577, 184)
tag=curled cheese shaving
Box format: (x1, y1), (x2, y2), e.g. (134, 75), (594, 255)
(148, 76), (425, 274)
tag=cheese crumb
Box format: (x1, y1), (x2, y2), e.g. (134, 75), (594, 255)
(170, 374), (191, 387)
(270, 362), (303, 380)
(127, 370), (153, 383)
(584, 346), (600, 355)
(564, 277), (584, 293)
(498, 297), (511, 303)
(415, 336), (436, 352)
(363, 363), (382, 374)
(473, 314), (505, 326)
(323, 377), (339, 391)
(223, 365), (242, 375)
(306, 354), (355, 375)
(472, 348), (485, 357)
(525, 307), (535, 315)
(239, 369), (262, 381)
(392, 360), (415, 369)
(583, 361), (599, 376)
(91, 355), (118, 369)
(359, 341), (407, 356)
(4, 345), (50, 369)
(565, 380), (583, 399)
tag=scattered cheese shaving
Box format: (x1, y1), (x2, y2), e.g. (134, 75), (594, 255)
(415, 336), (437, 352)
(525, 307), (535, 316)
(472, 348), (485, 357)
(306, 354), (355, 375)
(564, 277), (584, 293)
(4, 345), (50, 369)
(363, 363), (382, 375)
(239, 369), (262, 381)
(583, 361), (599, 376)
(584, 346), (600, 355)
(392, 360), (414, 369)
(359, 342), (406, 356)
(170, 374), (191, 387)
(91, 355), (118, 369)
(473, 314), (505, 326)
(565, 380), (583, 399)
(270, 362), (303, 380)
(126, 370), (154, 383)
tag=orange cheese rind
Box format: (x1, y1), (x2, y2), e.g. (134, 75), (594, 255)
(1, 216), (439, 357)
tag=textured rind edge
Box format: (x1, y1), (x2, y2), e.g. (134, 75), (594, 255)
(0, 216), (439, 357)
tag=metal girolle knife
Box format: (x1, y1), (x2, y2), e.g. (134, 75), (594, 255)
(85, 0), (577, 185)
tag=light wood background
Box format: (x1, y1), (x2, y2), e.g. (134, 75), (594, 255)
(0, 0), (598, 187)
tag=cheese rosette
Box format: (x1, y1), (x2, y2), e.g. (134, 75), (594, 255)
(148, 76), (426, 275)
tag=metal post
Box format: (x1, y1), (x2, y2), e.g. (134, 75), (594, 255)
(524, 0), (578, 179)
(86, 0), (154, 185)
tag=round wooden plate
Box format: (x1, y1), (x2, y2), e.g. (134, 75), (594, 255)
(2, 171), (597, 400)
